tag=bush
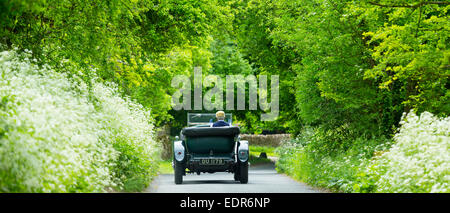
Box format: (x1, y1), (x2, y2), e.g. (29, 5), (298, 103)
(277, 111), (449, 193)
(367, 111), (449, 193)
(276, 130), (390, 192)
(0, 50), (159, 192)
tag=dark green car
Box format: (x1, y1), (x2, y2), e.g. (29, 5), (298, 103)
(172, 113), (249, 184)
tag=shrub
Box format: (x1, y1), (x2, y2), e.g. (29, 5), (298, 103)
(277, 111), (449, 193)
(0, 50), (159, 192)
(369, 111), (449, 193)
(276, 127), (390, 192)
(277, 135), (389, 192)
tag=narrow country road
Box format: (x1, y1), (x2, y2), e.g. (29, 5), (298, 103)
(146, 163), (322, 193)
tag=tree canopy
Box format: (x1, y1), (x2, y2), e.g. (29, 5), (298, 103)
(1, 0), (448, 133)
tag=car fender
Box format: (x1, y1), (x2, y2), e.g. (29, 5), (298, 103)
(238, 140), (249, 162)
(174, 140), (185, 162)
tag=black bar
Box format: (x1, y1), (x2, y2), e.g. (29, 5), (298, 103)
(0, 193), (447, 212)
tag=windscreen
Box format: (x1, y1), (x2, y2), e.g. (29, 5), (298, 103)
(187, 113), (232, 126)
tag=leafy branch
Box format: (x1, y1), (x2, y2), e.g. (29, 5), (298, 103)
(368, 1), (450, 8)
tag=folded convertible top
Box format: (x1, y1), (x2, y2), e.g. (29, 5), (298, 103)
(182, 126), (240, 137)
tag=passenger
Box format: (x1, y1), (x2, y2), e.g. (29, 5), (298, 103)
(212, 111), (230, 127)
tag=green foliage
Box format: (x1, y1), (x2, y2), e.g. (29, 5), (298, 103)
(249, 145), (277, 156)
(358, 0), (449, 115)
(365, 111), (449, 193)
(210, 37), (254, 76)
(276, 127), (391, 192)
(1, 0), (448, 193)
(232, 0), (448, 130)
(158, 160), (174, 175)
(277, 111), (449, 193)
(0, 0), (231, 125)
(234, 0), (448, 192)
(231, 0), (300, 134)
(208, 36), (262, 132)
(0, 50), (159, 192)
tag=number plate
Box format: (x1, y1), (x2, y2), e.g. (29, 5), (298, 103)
(199, 158), (224, 165)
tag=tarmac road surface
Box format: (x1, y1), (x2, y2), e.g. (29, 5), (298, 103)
(146, 163), (322, 193)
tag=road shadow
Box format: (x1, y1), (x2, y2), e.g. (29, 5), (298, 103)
(250, 162), (276, 170)
(181, 180), (240, 185)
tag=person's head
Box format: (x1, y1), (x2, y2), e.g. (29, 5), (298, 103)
(216, 111), (225, 121)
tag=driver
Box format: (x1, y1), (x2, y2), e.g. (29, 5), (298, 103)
(212, 111), (230, 127)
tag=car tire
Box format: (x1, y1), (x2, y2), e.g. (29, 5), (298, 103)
(234, 164), (240, 181)
(239, 161), (248, 184)
(174, 160), (184, 184)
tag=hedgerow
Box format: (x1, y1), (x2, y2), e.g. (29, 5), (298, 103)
(277, 111), (449, 193)
(0, 50), (159, 192)
(367, 111), (449, 193)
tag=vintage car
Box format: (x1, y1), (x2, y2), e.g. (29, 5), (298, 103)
(172, 113), (249, 184)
